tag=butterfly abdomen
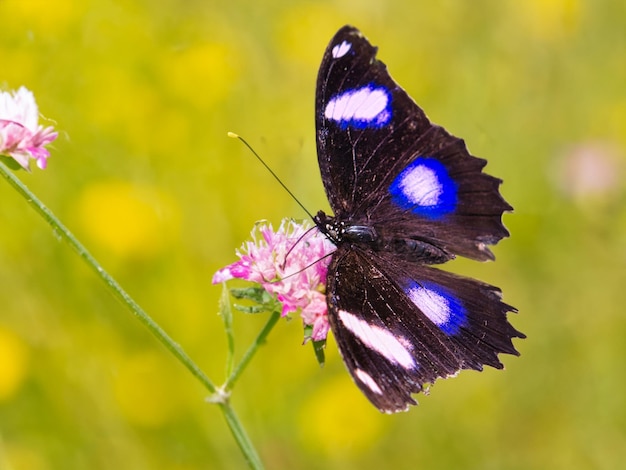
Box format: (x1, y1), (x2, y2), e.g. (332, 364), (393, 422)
(377, 234), (453, 264)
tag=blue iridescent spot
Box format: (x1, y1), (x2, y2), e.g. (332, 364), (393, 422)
(324, 84), (392, 129)
(404, 281), (466, 335)
(388, 157), (457, 219)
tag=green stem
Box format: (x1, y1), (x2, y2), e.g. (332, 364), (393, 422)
(219, 402), (265, 470)
(0, 161), (217, 394)
(0, 161), (269, 469)
(219, 284), (236, 379)
(224, 310), (281, 391)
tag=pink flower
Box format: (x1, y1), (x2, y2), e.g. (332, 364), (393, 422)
(0, 87), (58, 171)
(213, 219), (335, 341)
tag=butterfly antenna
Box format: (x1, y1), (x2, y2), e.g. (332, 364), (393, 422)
(279, 225), (318, 271)
(228, 132), (315, 220)
(271, 250), (336, 284)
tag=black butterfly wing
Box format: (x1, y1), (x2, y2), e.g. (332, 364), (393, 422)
(315, 26), (523, 412)
(327, 245), (524, 413)
(316, 25), (510, 261)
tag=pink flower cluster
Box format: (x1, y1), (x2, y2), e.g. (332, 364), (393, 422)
(0, 87), (57, 171)
(213, 219), (335, 341)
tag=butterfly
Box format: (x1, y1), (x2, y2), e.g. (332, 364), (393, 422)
(312, 26), (524, 413)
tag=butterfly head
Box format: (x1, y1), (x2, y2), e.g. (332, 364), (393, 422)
(314, 210), (379, 247)
(313, 210), (342, 243)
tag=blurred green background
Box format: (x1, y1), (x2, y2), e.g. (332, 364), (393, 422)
(1, 0), (625, 469)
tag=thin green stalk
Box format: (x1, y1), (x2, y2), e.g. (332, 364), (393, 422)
(0, 161), (273, 469)
(218, 402), (265, 470)
(224, 310), (281, 391)
(0, 161), (217, 393)
(219, 283), (236, 378)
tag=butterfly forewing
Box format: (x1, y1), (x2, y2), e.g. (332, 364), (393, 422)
(314, 25), (524, 413)
(316, 26), (511, 261)
(316, 26), (431, 217)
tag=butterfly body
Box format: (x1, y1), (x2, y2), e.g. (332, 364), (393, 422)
(314, 26), (524, 413)
(314, 210), (453, 264)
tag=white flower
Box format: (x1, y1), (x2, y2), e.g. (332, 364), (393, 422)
(0, 87), (57, 171)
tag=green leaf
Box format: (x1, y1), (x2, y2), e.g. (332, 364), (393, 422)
(234, 304), (269, 314)
(304, 325), (326, 367)
(230, 286), (268, 303)
(0, 155), (23, 171)
(312, 339), (326, 367)
(230, 286), (280, 314)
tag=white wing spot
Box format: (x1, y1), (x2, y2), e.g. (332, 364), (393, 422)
(398, 164), (443, 207)
(324, 86), (390, 125)
(407, 286), (451, 327)
(331, 40), (351, 58)
(355, 369), (383, 395)
(338, 310), (416, 370)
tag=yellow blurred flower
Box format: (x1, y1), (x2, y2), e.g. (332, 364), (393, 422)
(0, 442), (48, 470)
(276, 5), (349, 68)
(75, 180), (180, 259)
(83, 65), (168, 154)
(297, 374), (387, 455)
(517, 0), (582, 41)
(1, 0), (84, 35)
(0, 327), (29, 402)
(112, 351), (182, 427)
(162, 42), (240, 109)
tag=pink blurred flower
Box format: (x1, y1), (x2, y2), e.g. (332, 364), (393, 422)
(554, 141), (623, 202)
(0, 87), (58, 171)
(213, 219), (335, 341)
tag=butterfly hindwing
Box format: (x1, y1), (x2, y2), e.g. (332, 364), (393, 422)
(327, 245), (523, 413)
(316, 26), (511, 261)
